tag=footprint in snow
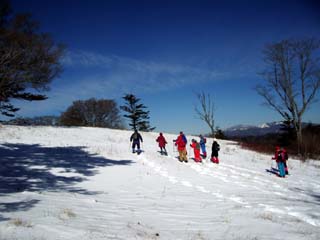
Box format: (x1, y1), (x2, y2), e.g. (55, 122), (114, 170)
(181, 181), (193, 187)
(159, 171), (168, 177)
(196, 186), (210, 193)
(168, 176), (178, 184)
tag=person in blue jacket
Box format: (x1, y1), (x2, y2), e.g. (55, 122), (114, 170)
(199, 134), (207, 158)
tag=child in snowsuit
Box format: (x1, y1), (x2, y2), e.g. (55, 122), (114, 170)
(174, 131), (188, 162)
(272, 146), (286, 178)
(130, 130), (143, 153)
(211, 138), (220, 164)
(199, 134), (207, 158)
(190, 139), (202, 162)
(156, 132), (167, 155)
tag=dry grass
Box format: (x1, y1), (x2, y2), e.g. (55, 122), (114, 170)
(258, 212), (274, 222)
(11, 218), (33, 228)
(58, 208), (76, 220)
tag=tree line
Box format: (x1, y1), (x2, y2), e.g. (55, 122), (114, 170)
(1, 95), (155, 131)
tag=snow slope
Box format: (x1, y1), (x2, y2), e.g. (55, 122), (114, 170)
(0, 125), (320, 240)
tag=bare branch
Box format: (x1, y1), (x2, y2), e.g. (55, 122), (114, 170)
(194, 91), (215, 136)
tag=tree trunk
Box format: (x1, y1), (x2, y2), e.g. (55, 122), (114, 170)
(295, 120), (303, 156)
(210, 126), (215, 138)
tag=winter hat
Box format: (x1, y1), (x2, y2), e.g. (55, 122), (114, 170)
(213, 138), (217, 142)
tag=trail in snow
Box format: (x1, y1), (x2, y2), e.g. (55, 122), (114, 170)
(140, 151), (320, 227)
(1, 126), (320, 240)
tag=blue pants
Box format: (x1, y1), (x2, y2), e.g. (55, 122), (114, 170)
(277, 162), (285, 177)
(200, 145), (206, 155)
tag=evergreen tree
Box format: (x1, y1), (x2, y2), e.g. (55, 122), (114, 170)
(120, 94), (155, 131)
(0, 0), (65, 117)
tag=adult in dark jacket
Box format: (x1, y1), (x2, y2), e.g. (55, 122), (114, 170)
(211, 138), (220, 164)
(130, 130), (143, 153)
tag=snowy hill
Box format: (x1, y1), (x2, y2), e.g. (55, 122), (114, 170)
(0, 125), (320, 240)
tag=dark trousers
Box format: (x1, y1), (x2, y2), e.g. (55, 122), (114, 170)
(132, 141), (140, 152)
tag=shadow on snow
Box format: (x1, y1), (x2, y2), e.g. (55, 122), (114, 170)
(0, 143), (134, 220)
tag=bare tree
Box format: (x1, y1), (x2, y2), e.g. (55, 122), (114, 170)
(60, 98), (123, 129)
(195, 92), (215, 136)
(256, 38), (320, 154)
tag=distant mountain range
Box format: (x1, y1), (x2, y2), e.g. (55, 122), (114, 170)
(223, 121), (319, 138)
(224, 122), (285, 138)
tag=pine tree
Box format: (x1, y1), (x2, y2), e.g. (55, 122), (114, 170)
(120, 94), (155, 131)
(0, 0), (65, 117)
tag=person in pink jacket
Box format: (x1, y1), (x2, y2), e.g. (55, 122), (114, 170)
(156, 132), (167, 155)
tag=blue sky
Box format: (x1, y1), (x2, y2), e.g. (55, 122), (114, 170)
(6, 0), (320, 134)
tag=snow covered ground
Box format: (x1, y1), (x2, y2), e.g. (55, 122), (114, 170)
(0, 125), (319, 240)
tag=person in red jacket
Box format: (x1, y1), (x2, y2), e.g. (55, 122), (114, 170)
(190, 139), (202, 162)
(174, 131), (188, 162)
(272, 146), (286, 178)
(156, 132), (167, 155)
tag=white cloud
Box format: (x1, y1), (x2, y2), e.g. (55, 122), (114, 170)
(2, 50), (230, 119)
(61, 50), (227, 93)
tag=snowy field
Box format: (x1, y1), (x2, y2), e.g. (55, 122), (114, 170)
(0, 125), (320, 240)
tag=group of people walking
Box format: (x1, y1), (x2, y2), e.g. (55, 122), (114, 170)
(130, 130), (289, 179)
(130, 130), (289, 178)
(173, 131), (220, 164)
(130, 130), (220, 164)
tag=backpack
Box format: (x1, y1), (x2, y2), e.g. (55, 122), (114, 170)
(283, 151), (288, 160)
(182, 134), (187, 144)
(214, 142), (220, 151)
(203, 137), (206, 144)
(277, 151), (284, 162)
(133, 133), (138, 140)
(196, 142), (200, 150)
